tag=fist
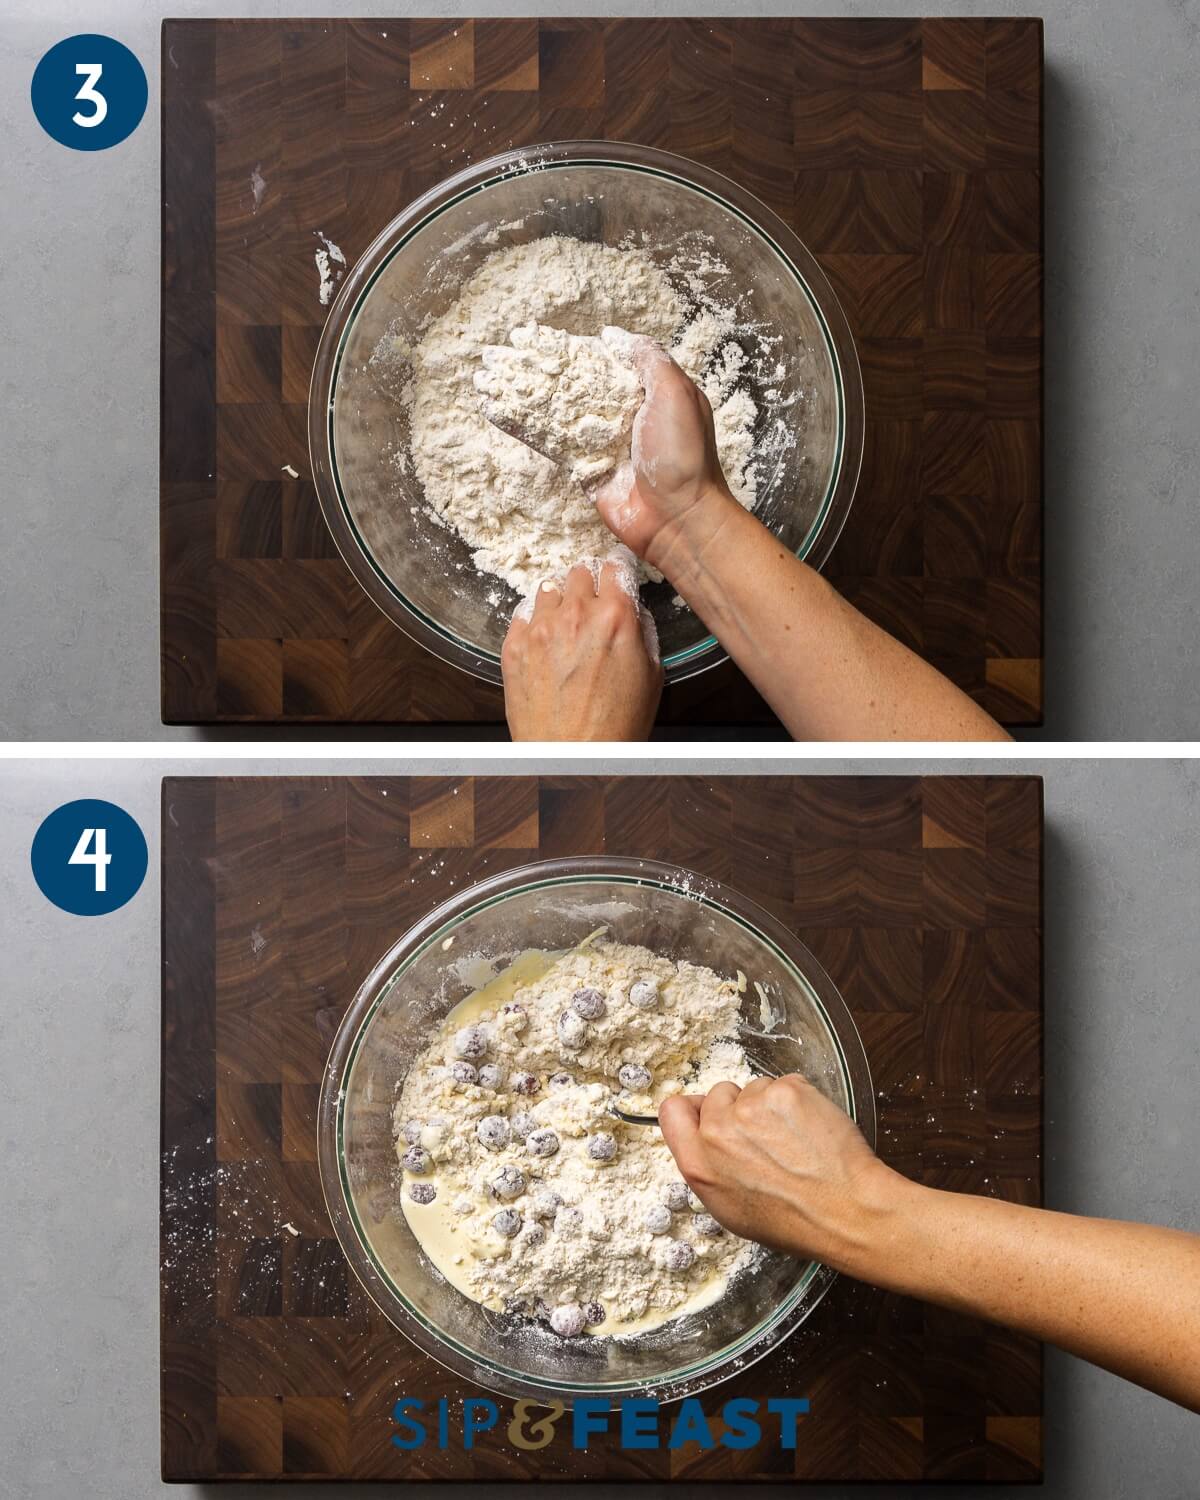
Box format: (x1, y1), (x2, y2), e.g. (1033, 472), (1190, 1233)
(657, 1075), (893, 1265)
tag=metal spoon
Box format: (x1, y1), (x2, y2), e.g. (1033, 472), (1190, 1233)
(608, 1100), (658, 1126)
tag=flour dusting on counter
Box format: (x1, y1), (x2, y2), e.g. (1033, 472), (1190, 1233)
(315, 231), (346, 306)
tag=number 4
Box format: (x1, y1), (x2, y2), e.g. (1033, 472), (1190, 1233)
(73, 62), (107, 128)
(69, 827), (112, 892)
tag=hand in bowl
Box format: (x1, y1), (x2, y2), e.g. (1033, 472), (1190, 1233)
(658, 1075), (891, 1264)
(591, 333), (740, 575)
(501, 560), (662, 741)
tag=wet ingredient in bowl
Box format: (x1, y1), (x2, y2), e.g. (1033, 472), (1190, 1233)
(393, 936), (757, 1336)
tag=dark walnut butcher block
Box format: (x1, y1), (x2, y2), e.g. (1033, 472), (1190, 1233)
(161, 774), (1044, 1481)
(160, 17), (1044, 729)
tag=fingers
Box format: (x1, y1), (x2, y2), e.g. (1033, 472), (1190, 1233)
(563, 563), (598, 602)
(638, 605), (662, 671)
(596, 558), (638, 614)
(602, 327), (672, 385)
(701, 1081), (742, 1126)
(531, 579), (563, 618)
(590, 458), (635, 514)
(658, 1093), (704, 1174)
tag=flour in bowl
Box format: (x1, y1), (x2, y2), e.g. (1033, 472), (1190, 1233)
(473, 322), (643, 488)
(403, 236), (759, 594)
(393, 935), (757, 1337)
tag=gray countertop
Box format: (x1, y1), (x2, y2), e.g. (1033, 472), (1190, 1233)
(2, 757), (1198, 1497)
(3, 0), (1200, 739)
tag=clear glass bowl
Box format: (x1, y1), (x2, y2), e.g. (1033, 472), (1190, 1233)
(309, 142), (863, 684)
(317, 857), (874, 1406)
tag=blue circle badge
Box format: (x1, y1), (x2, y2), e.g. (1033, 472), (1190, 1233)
(31, 799), (149, 916)
(31, 34), (148, 151)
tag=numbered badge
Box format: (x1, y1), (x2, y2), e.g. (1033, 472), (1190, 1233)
(31, 34), (148, 151)
(31, 799), (149, 916)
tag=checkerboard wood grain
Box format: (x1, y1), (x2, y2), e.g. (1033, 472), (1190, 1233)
(161, 774), (1044, 1481)
(161, 18), (1043, 728)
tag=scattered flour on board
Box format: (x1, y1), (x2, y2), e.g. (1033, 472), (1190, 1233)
(315, 231), (346, 306)
(393, 937), (756, 1334)
(397, 235), (760, 596)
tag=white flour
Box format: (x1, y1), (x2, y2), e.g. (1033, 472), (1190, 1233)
(404, 236), (759, 595)
(315, 230), (346, 306)
(393, 937), (755, 1336)
(474, 323), (643, 488)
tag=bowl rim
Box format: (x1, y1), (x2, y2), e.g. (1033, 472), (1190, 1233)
(308, 141), (865, 686)
(317, 854), (875, 1407)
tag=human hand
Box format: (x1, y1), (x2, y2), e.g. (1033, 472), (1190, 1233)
(501, 560), (662, 741)
(657, 1075), (903, 1266)
(591, 333), (739, 574)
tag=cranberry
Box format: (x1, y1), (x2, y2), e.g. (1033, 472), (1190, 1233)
(526, 1128), (559, 1157)
(452, 1025), (489, 1059)
(665, 1182), (690, 1213)
(628, 978), (659, 1010)
(557, 1010), (588, 1050)
(662, 1241), (695, 1271)
(476, 1115), (511, 1151)
(586, 1133), (617, 1162)
(491, 1165), (526, 1201)
(644, 1204), (671, 1234)
(549, 1303), (586, 1336)
(492, 1209), (522, 1238)
(571, 987), (606, 1020)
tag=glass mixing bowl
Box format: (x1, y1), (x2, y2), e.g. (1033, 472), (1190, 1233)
(317, 857), (874, 1406)
(309, 142), (863, 684)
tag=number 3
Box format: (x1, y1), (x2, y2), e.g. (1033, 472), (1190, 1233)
(69, 827), (112, 892)
(73, 62), (107, 128)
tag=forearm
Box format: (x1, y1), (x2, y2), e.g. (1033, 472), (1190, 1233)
(824, 1173), (1200, 1411)
(653, 493), (1008, 742)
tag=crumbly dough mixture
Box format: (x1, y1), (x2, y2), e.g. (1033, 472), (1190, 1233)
(405, 235), (758, 594)
(473, 323), (643, 488)
(393, 937), (755, 1337)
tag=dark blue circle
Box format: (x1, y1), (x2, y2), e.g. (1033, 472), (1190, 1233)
(31, 34), (147, 151)
(31, 799), (149, 916)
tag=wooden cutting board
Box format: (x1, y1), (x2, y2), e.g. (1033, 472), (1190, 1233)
(160, 774), (1044, 1481)
(160, 17), (1043, 728)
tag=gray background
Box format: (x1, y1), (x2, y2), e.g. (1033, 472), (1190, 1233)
(3, 0), (1200, 740)
(1, 757), (1198, 1497)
